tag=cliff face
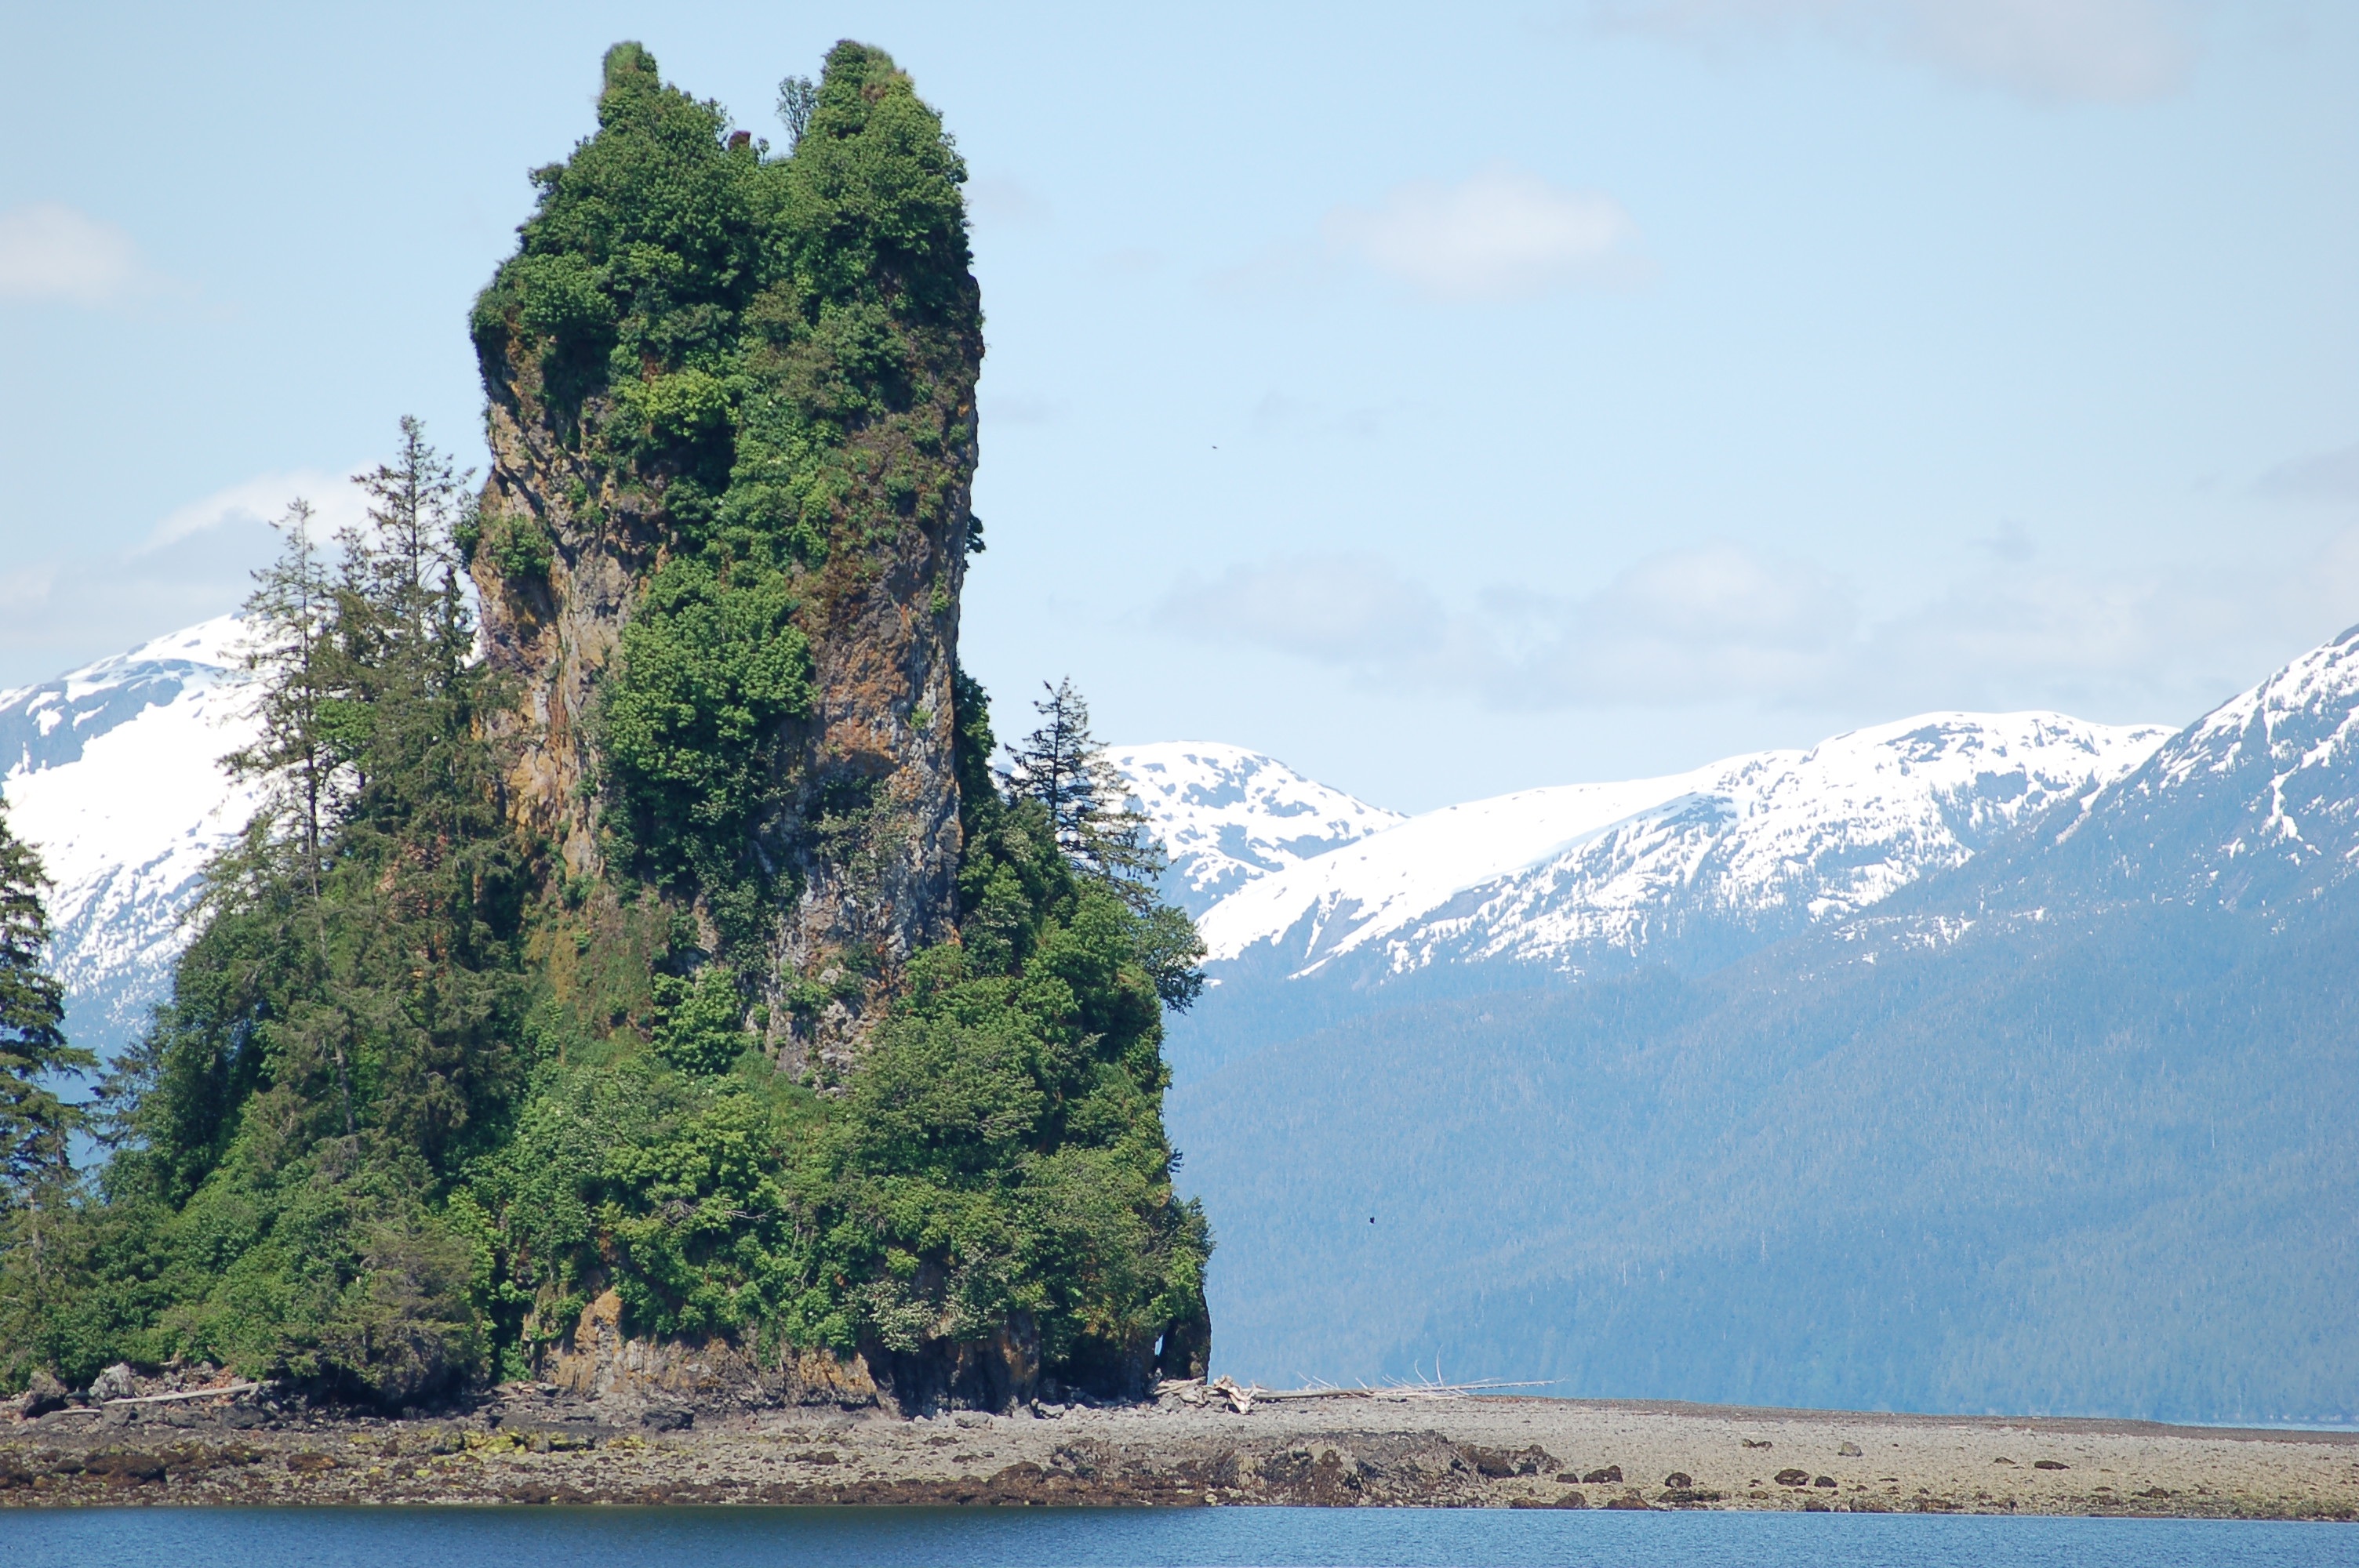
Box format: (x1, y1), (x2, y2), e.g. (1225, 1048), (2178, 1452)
(467, 41), (980, 1069)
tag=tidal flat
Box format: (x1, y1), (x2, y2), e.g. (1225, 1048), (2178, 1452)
(3, 1386), (2354, 1519)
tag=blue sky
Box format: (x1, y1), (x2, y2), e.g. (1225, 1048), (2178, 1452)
(2, 0), (2353, 811)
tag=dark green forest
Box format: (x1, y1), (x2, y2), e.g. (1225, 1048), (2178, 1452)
(0, 42), (1209, 1410)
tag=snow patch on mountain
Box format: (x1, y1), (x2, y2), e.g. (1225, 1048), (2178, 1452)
(2025, 619), (2359, 906)
(0, 617), (263, 1057)
(1108, 742), (1402, 915)
(1199, 711), (2171, 980)
(2163, 623), (2359, 789)
(2150, 621), (2359, 855)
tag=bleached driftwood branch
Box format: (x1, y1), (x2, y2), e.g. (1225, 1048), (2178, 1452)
(102, 1381), (264, 1406)
(1156, 1374), (1556, 1414)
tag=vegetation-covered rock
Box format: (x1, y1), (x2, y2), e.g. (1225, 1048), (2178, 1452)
(0, 41), (1209, 1414)
(468, 39), (980, 1069)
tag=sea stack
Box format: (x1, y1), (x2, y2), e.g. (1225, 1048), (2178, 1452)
(467, 40), (981, 1072)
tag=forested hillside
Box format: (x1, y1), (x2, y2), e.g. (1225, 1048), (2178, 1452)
(0, 42), (1209, 1414)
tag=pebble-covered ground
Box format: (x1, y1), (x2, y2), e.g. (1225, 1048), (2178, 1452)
(4, 1385), (2355, 1515)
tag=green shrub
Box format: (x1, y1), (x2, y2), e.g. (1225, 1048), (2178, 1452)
(651, 966), (754, 1074)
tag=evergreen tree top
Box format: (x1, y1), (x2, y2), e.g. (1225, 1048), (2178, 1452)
(0, 800), (89, 1205)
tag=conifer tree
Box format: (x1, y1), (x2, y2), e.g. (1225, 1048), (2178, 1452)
(129, 419), (524, 1193)
(0, 804), (87, 1206)
(227, 499), (340, 900)
(1001, 679), (1205, 1010)
(1002, 679), (1162, 895)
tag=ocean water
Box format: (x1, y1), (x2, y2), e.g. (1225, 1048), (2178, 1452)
(1, 1506), (2354, 1567)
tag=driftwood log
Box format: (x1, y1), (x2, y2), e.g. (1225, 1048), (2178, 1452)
(100, 1381), (264, 1407)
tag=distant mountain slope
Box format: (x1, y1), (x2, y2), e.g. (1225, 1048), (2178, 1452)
(1196, 712), (2168, 985)
(1108, 741), (1402, 915)
(0, 618), (260, 1059)
(1163, 626), (2359, 1422)
(16, 626), (2166, 1073)
(1169, 890), (2359, 1421)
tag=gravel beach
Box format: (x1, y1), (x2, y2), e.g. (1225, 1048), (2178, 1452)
(5, 1385), (2354, 1515)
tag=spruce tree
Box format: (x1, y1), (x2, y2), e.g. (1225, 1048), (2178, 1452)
(1002, 679), (1205, 1010)
(0, 804), (87, 1205)
(170, 422), (521, 1174)
(226, 499), (340, 903)
(1003, 679), (1163, 897)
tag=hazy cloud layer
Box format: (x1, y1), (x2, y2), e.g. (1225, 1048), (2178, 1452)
(1217, 167), (1641, 303)
(144, 469), (370, 551)
(2257, 440), (2359, 505)
(965, 176), (1052, 228)
(1325, 168), (1640, 301)
(0, 470), (369, 688)
(1159, 530), (2359, 725)
(1586, 0), (2196, 103)
(0, 203), (176, 308)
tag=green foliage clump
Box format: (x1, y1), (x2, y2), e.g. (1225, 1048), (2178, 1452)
(0, 797), (94, 1391)
(650, 966), (754, 1074)
(598, 561), (810, 942)
(471, 40), (978, 938)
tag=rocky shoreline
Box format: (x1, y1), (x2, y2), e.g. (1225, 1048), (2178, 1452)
(4, 1373), (2355, 1516)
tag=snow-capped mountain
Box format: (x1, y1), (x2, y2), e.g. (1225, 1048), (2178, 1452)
(1107, 742), (1402, 914)
(20, 608), (2335, 1059)
(2071, 619), (2359, 906)
(0, 618), (262, 1058)
(1172, 712), (2169, 984)
(1165, 628), (2359, 1417)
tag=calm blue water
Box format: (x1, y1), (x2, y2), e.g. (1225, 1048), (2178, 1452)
(0, 1507), (2353, 1567)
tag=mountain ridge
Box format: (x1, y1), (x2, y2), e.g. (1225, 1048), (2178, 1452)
(9, 615), (2181, 1067)
(1190, 710), (2170, 985)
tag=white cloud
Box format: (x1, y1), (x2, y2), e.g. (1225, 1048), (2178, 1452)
(143, 470), (369, 553)
(0, 564), (60, 614)
(0, 203), (172, 307)
(965, 177), (1052, 228)
(1325, 168), (1639, 301)
(1901, 0), (2194, 100)
(1159, 528), (2359, 724)
(0, 468), (372, 686)
(1588, 0), (2195, 103)
(1162, 553), (1447, 665)
(1160, 544), (1853, 706)
(2257, 440), (2359, 505)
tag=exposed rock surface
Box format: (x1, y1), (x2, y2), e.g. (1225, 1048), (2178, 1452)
(471, 361), (973, 1039)
(532, 1289), (1063, 1418)
(539, 1290), (881, 1410)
